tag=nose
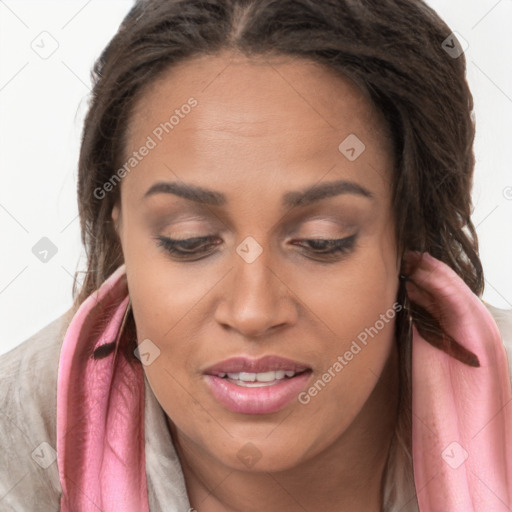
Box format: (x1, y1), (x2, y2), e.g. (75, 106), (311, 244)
(214, 241), (298, 338)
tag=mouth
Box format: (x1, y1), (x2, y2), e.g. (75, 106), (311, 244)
(202, 356), (313, 414)
(214, 369), (309, 387)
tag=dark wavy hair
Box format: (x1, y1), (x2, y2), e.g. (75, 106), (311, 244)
(71, 1), (484, 510)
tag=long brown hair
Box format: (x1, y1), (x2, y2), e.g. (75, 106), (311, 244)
(71, 1), (483, 509)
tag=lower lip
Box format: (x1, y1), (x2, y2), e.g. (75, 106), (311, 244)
(204, 372), (312, 414)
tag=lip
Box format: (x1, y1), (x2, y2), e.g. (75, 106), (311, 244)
(203, 355), (311, 375)
(204, 370), (312, 414)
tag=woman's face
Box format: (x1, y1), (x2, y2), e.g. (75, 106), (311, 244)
(112, 51), (400, 472)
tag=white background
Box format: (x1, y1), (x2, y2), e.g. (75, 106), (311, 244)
(1, 0), (511, 356)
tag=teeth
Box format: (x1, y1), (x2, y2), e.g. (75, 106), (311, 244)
(256, 371), (278, 382)
(220, 370), (297, 382)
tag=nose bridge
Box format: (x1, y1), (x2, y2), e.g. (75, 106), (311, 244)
(234, 235), (278, 310)
(216, 235), (295, 336)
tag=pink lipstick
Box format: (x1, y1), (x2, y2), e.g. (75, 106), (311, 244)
(203, 356), (312, 414)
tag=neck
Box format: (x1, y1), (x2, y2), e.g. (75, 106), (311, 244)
(169, 343), (399, 512)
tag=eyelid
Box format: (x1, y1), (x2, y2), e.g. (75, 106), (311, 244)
(289, 220), (358, 239)
(155, 232), (359, 263)
(280, 210), (360, 235)
(150, 204), (361, 231)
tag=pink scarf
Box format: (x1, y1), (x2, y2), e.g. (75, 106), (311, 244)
(56, 252), (512, 511)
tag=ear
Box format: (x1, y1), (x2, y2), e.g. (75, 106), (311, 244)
(111, 203), (121, 238)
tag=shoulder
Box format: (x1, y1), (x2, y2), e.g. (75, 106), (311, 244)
(0, 307), (74, 510)
(482, 300), (512, 375)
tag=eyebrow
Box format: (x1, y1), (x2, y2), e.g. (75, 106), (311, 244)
(143, 179), (373, 208)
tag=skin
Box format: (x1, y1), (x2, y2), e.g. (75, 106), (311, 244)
(112, 51), (402, 511)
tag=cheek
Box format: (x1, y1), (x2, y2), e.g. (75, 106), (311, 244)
(122, 218), (216, 339)
(297, 225), (398, 344)
(300, 258), (398, 377)
(291, 263), (399, 452)
(292, 227), (399, 403)
(120, 228), (207, 388)
(125, 253), (211, 432)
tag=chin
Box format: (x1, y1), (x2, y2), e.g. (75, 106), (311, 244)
(200, 429), (322, 474)
(225, 446), (307, 473)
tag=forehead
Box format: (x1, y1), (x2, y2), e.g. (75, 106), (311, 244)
(122, 51), (393, 201)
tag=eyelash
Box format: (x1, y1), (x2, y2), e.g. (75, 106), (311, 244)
(154, 234), (358, 262)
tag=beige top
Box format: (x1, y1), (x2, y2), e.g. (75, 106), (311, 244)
(1, 302), (511, 511)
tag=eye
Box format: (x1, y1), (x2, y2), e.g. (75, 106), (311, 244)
(154, 233), (358, 262)
(155, 235), (221, 261)
(291, 233), (358, 260)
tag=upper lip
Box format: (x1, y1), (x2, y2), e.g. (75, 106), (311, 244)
(203, 356), (311, 375)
